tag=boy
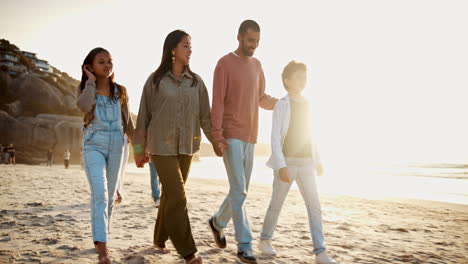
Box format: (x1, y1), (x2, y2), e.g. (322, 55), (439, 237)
(258, 61), (337, 264)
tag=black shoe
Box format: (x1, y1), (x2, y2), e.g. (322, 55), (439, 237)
(208, 217), (226, 248)
(237, 250), (257, 264)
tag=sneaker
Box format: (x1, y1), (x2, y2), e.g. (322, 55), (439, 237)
(316, 252), (338, 264)
(237, 250), (257, 264)
(208, 217), (226, 248)
(258, 239), (277, 256)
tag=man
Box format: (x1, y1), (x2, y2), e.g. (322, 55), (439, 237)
(7, 144), (15, 165)
(63, 149), (70, 169)
(208, 19), (278, 264)
(0, 144), (4, 164)
(47, 148), (54, 167)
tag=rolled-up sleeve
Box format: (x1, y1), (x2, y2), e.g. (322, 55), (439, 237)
(211, 60), (227, 143)
(266, 101), (287, 170)
(134, 74), (154, 149)
(76, 80), (96, 113)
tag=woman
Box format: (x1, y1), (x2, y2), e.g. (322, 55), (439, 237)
(76, 47), (134, 264)
(134, 30), (213, 264)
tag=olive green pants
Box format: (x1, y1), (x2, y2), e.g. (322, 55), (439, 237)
(152, 154), (196, 258)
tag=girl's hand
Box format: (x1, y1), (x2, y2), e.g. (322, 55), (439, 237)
(82, 65), (96, 81)
(279, 167), (291, 183)
(134, 153), (147, 168)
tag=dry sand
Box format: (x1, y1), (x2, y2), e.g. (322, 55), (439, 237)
(0, 164), (467, 263)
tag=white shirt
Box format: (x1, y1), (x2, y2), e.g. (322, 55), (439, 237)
(266, 95), (321, 170)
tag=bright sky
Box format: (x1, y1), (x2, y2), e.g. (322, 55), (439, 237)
(1, 0), (467, 163)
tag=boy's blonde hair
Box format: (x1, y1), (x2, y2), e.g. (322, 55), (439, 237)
(281, 60), (307, 91)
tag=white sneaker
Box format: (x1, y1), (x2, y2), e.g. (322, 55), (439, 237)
(258, 239), (277, 256)
(316, 252), (337, 264)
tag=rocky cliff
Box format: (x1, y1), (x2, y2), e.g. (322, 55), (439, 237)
(0, 59), (83, 164)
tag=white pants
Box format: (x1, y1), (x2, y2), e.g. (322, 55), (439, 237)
(260, 163), (326, 255)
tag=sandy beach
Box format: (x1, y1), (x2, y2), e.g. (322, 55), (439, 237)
(0, 164), (467, 264)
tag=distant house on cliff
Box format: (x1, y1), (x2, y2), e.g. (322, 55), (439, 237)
(22, 51), (53, 73)
(0, 49), (26, 76)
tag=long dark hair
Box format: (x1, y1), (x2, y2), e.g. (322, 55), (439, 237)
(79, 47), (125, 103)
(152, 30), (198, 89)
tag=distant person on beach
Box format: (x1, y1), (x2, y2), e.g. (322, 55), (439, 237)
(76, 47), (135, 264)
(47, 148), (53, 167)
(207, 20), (277, 264)
(133, 29), (214, 264)
(258, 61), (337, 264)
(3, 145), (9, 164)
(0, 144), (4, 164)
(63, 149), (70, 169)
(7, 144), (15, 165)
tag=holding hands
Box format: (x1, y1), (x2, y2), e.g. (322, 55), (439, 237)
(213, 139), (229, 157)
(134, 153), (150, 168)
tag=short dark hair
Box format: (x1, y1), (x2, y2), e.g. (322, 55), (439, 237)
(238, 20), (260, 34)
(281, 60), (307, 90)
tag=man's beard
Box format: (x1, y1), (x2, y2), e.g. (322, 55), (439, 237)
(242, 46), (254, 57)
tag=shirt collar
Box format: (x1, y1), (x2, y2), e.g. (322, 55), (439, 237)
(166, 68), (193, 80)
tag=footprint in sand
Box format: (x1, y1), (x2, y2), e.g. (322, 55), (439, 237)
(203, 248), (223, 254)
(0, 236), (11, 242)
(336, 224), (351, 231)
(124, 255), (147, 264)
(25, 202), (45, 207)
(0, 221), (16, 228)
(38, 238), (59, 245)
(57, 245), (80, 252)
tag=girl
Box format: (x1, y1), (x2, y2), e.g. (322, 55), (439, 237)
(133, 30), (213, 264)
(76, 47), (135, 264)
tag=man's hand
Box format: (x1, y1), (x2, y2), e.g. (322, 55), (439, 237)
(279, 167), (291, 183)
(213, 139), (229, 157)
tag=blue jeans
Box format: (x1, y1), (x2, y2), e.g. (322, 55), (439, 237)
(260, 163), (326, 255)
(149, 161), (161, 200)
(213, 138), (255, 252)
(83, 130), (124, 243)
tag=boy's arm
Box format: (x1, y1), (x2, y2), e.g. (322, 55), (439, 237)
(270, 101), (287, 170)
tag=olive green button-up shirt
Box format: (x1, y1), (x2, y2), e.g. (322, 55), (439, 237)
(134, 70), (213, 156)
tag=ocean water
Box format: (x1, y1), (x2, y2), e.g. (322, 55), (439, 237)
(126, 154), (468, 206)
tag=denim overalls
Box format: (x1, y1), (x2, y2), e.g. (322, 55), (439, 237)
(82, 88), (124, 243)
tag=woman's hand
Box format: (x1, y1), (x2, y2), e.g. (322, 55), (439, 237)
(82, 65), (96, 81)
